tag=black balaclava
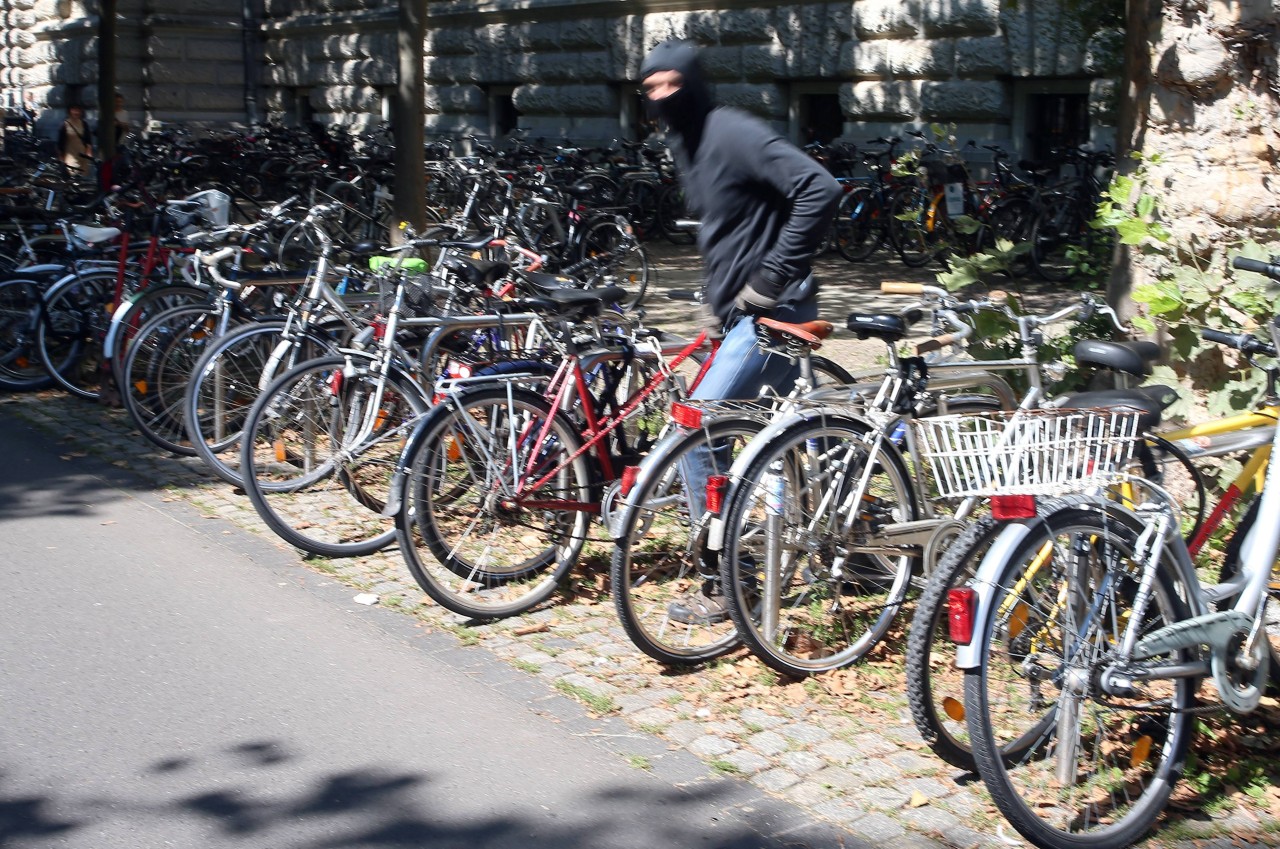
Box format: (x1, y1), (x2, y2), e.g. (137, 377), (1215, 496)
(639, 40), (714, 160)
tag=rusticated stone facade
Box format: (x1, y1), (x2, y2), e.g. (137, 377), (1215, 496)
(3, 0), (1118, 158)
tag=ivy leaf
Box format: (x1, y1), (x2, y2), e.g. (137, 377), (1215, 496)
(1115, 218), (1152, 245)
(1132, 281), (1183, 315)
(1136, 193), (1156, 219)
(1131, 314), (1157, 334)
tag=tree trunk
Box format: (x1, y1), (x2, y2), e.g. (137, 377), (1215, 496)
(97, 0), (117, 165)
(391, 0), (427, 242)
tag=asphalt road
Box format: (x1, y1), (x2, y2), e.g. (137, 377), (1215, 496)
(0, 412), (864, 849)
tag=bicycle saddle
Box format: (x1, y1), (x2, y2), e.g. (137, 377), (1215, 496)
(545, 285), (627, 315)
(1058, 389), (1166, 431)
(443, 254), (510, 288)
(516, 269), (575, 292)
(756, 317), (835, 349)
(72, 224), (122, 245)
(846, 309), (924, 343)
(1074, 339), (1161, 377)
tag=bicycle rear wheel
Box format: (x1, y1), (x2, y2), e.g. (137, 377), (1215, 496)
(184, 321), (332, 487)
(240, 355), (428, 558)
(611, 418), (764, 665)
(396, 385), (592, 619)
(0, 278), (53, 391)
(719, 413), (918, 676)
(36, 273), (116, 399)
(120, 303), (221, 456)
(964, 504), (1196, 849)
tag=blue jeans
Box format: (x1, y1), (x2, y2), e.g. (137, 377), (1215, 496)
(672, 295), (818, 575)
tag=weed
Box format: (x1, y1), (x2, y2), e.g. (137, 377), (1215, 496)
(626, 754), (652, 770)
(511, 659), (541, 674)
(709, 759), (740, 775)
(555, 679), (618, 714)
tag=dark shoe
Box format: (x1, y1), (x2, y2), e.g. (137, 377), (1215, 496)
(667, 585), (730, 625)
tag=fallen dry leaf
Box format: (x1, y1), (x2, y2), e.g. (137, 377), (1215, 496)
(512, 622), (549, 636)
(908, 790), (929, 808)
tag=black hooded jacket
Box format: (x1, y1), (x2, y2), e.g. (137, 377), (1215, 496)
(641, 41), (841, 322)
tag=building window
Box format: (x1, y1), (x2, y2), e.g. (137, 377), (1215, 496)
(799, 93), (843, 145)
(488, 87), (519, 140)
(1026, 92), (1089, 160)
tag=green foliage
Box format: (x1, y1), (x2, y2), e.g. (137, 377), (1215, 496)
(1094, 152), (1280, 423)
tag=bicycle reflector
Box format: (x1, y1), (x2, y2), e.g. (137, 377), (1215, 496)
(947, 587), (978, 645)
(991, 494), (1036, 520)
(670, 402), (702, 429)
(705, 475), (729, 516)
(620, 465), (640, 497)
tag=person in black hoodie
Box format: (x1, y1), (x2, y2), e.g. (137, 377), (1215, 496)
(640, 40), (841, 624)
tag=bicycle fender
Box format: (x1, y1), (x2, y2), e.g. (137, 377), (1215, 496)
(953, 520), (1038, 670)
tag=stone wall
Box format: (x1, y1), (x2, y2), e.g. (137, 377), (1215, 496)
(1135, 0), (1280, 240)
(1, 0), (1121, 157)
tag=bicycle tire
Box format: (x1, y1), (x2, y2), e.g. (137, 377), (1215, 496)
(719, 412), (918, 676)
(395, 385), (593, 619)
(611, 418), (765, 665)
(240, 354), (429, 558)
(964, 503), (1196, 849)
(36, 272), (117, 400)
(576, 218), (649, 311)
(887, 186), (943, 268)
(184, 321), (334, 487)
(833, 187), (885, 263)
(0, 278), (54, 391)
(120, 302), (221, 456)
(107, 283), (210, 392)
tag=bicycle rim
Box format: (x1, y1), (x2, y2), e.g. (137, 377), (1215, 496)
(965, 505), (1195, 849)
(241, 355), (427, 557)
(397, 385), (592, 619)
(721, 414), (918, 676)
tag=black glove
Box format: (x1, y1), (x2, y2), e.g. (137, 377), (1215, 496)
(733, 269), (786, 315)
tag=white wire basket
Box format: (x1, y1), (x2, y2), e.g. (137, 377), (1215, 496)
(913, 407), (1146, 498)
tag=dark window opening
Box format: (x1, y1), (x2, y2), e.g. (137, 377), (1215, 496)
(493, 93), (519, 139)
(799, 93), (843, 145)
(1026, 92), (1089, 161)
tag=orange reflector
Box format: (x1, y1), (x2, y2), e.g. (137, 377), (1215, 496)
(1008, 602), (1029, 640)
(992, 494), (1036, 520)
(620, 465), (640, 497)
(133, 380), (148, 394)
(670, 402), (702, 429)
(947, 587), (978, 645)
(1130, 735), (1153, 768)
(705, 474), (729, 515)
(446, 434), (463, 461)
(942, 697), (965, 722)
(273, 438), (287, 462)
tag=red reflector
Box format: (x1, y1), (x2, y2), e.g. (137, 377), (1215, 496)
(947, 587), (977, 645)
(705, 475), (729, 515)
(372, 315), (387, 340)
(992, 494), (1036, 520)
(327, 370), (343, 395)
(620, 465), (640, 497)
(670, 402), (702, 429)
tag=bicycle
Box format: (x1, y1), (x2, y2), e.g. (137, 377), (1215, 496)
(608, 313), (860, 666)
(905, 339), (1273, 771)
(709, 283), (1162, 678)
(390, 287), (715, 619)
(950, 256), (1280, 848)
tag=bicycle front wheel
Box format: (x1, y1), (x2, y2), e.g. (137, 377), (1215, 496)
(611, 418), (765, 665)
(719, 413), (918, 676)
(964, 504), (1196, 849)
(396, 385), (593, 619)
(240, 355), (429, 558)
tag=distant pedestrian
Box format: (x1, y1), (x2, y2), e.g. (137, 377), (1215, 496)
(113, 92), (132, 144)
(57, 104), (94, 176)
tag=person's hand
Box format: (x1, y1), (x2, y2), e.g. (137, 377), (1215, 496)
(696, 303), (725, 341)
(733, 279), (779, 315)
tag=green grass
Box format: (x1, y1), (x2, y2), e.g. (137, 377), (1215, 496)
(555, 679), (618, 714)
(626, 754), (652, 770)
(511, 659), (541, 674)
(709, 759), (741, 775)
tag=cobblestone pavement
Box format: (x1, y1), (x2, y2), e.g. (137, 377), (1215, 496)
(3, 246), (1277, 849)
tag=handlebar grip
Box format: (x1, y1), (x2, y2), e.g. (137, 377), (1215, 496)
(917, 333), (960, 354)
(881, 281), (924, 295)
(1231, 255), (1280, 281)
(1200, 326), (1277, 357)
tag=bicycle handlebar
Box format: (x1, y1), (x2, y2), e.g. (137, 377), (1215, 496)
(1201, 327), (1278, 358)
(1232, 255), (1280, 282)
